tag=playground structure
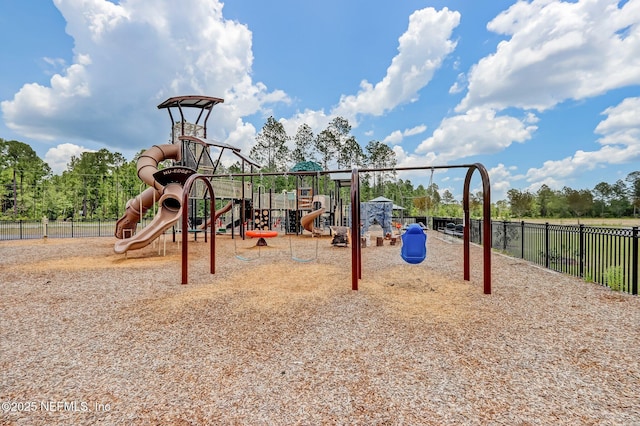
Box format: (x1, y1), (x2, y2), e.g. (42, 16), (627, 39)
(179, 164), (492, 294)
(114, 96), (356, 255)
(112, 94), (491, 294)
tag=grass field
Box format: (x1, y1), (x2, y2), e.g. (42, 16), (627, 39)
(511, 217), (640, 227)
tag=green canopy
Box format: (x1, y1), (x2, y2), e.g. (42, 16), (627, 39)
(290, 161), (323, 172)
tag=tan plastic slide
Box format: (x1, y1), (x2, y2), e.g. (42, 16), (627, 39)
(113, 184), (183, 254)
(114, 144), (183, 253)
(300, 208), (326, 233)
(115, 144), (181, 239)
(198, 200), (233, 230)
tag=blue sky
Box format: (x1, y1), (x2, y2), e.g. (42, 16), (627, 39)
(1, 0), (639, 201)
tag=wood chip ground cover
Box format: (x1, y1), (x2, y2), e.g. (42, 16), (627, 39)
(1, 233), (639, 425)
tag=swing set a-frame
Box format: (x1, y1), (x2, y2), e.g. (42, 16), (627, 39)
(179, 163), (492, 294)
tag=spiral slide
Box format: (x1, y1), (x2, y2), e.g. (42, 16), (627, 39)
(114, 194), (182, 254)
(300, 208), (326, 233)
(114, 144), (185, 254)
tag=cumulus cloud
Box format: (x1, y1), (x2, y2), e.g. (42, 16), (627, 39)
(332, 7), (460, 121)
(415, 108), (537, 161)
(524, 96), (640, 189)
(44, 143), (95, 174)
(1, 0), (288, 155)
(412, 0), (640, 196)
(448, 72), (467, 94)
(486, 163), (525, 198)
(457, 0), (640, 112)
(595, 96), (640, 146)
(382, 125), (427, 145)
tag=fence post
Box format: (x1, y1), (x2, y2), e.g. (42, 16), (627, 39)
(19, 220), (23, 240)
(545, 222), (550, 269)
(521, 221), (525, 259)
(632, 226), (638, 296)
(579, 224), (585, 279)
(503, 220), (508, 252)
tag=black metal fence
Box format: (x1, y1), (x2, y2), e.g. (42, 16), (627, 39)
(433, 217), (639, 295)
(0, 219), (151, 240)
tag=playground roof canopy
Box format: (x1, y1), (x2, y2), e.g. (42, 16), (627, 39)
(290, 161), (323, 172)
(369, 196), (393, 203)
(157, 95), (224, 110)
(368, 196), (404, 210)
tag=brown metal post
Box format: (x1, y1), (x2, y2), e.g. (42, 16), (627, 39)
(463, 164), (491, 294)
(463, 168), (473, 282)
(350, 168), (361, 290)
(479, 164), (492, 294)
(181, 174), (216, 284)
(355, 171), (361, 280)
(182, 185), (190, 284)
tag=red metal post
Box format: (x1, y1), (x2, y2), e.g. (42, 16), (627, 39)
(350, 168), (361, 290)
(181, 174), (216, 284)
(181, 187), (190, 284)
(463, 164), (491, 294)
(479, 164), (492, 295)
(463, 168), (472, 282)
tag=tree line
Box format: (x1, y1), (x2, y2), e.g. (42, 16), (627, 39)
(504, 177), (640, 220)
(2, 115), (639, 221)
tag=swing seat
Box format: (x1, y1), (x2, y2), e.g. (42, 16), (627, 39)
(401, 224), (427, 264)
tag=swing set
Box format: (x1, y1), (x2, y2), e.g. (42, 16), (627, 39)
(232, 230), (319, 263)
(179, 163), (492, 294)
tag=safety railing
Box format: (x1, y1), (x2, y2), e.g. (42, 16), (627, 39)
(433, 217), (639, 295)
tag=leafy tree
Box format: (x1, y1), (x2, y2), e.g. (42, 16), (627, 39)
(314, 129), (339, 170)
(65, 149), (128, 219)
(593, 182), (612, 217)
(626, 171), (640, 216)
(441, 189), (456, 205)
(412, 184), (427, 213)
(507, 188), (535, 218)
(249, 116), (290, 171)
(392, 178), (415, 211)
(536, 184), (555, 217)
(314, 123), (343, 194)
(0, 139), (51, 218)
(494, 199), (510, 219)
(563, 187), (593, 221)
(365, 140), (396, 195)
(291, 124), (315, 164)
(609, 179), (631, 217)
(337, 136), (366, 169)
(314, 117), (353, 169)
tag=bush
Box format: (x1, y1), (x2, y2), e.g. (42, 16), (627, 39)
(603, 265), (624, 292)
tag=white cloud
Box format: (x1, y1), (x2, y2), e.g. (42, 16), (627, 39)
(595, 96), (640, 146)
(383, 130), (404, 145)
(457, 0), (640, 113)
(279, 109), (332, 142)
(403, 124), (428, 137)
(332, 7), (460, 121)
(448, 72), (466, 94)
(44, 143), (95, 174)
(221, 118), (257, 161)
(524, 96), (640, 189)
(486, 163), (522, 200)
(382, 125), (427, 145)
(415, 108), (537, 161)
(1, 0), (288, 154)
